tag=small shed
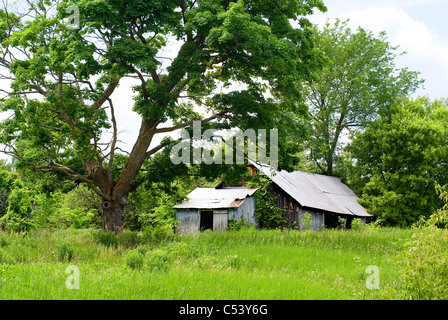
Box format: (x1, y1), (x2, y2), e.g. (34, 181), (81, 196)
(251, 160), (373, 230)
(173, 187), (257, 234)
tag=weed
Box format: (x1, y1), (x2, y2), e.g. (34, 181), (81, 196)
(0, 227), (413, 299)
(145, 248), (171, 272)
(55, 242), (75, 262)
(125, 249), (144, 270)
(117, 230), (140, 248)
(302, 212), (313, 230)
(228, 218), (253, 231)
(92, 230), (118, 248)
(0, 248), (15, 264)
(0, 237), (8, 247)
(350, 218), (364, 231)
(141, 224), (175, 243)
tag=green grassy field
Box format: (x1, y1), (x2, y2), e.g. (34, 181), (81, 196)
(0, 227), (412, 300)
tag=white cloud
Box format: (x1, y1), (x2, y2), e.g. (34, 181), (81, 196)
(310, 4), (448, 99)
(340, 6), (447, 60)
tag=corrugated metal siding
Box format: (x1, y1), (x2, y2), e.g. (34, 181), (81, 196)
(213, 213), (228, 231)
(229, 197), (256, 225)
(176, 210), (200, 234)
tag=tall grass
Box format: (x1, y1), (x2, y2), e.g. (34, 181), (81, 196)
(0, 227), (412, 300)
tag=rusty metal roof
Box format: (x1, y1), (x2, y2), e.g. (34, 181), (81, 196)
(250, 160), (371, 217)
(173, 187), (257, 209)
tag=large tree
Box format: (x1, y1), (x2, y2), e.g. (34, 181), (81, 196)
(345, 97), (448, 226)
(298, 19), (422, 175)
(0, 0), (325, 233)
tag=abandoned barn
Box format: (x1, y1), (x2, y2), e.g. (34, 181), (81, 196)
(173, 187), (257, 234)
(252, 161), (373, 230)
(173, 162), (372, 233)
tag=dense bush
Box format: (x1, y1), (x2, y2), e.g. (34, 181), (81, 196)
(125, 249), (144, 270)
(395, 184), (448, 299)
(228, 217), (253, 231)
(350, 218), (364, 231)
(145, 248), (172, 272)
(51, 208), (97, 230)
(0, 248), (15, 264)
(117, 230), (140, 248)
(142, 224), (175, 243)
(397, 225), (448, 299)
(49, 185), (101, 229)
(302, 212), (313, 230)
(92, 230), (118, 248)
(0, 165), (18, 219)
(55, 242), (75, 262)
(0, 182), (35, 232)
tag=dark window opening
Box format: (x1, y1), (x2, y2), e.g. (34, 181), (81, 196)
(200, 210), (213, 231)
(325, 213), (353, 229)
(345, 216), (354, 229)
(324, 213), (340, 229)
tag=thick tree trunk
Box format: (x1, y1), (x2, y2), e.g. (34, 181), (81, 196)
(101, 197), (127, 235)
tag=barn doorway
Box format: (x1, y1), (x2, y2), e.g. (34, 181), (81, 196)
(324, 213), (340, 229)
(200, 210), (214, 231)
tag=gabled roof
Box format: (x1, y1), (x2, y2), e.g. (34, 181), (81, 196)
(173, 187), (257, 209)
(250, 160), (371, 217)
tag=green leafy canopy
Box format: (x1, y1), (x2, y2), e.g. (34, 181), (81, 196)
(0, 0), (327, 233)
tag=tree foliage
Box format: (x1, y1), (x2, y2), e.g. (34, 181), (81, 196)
(298, 19), (422, 175)
(346, 97), (448, 226)
(0, 0), (326, 233)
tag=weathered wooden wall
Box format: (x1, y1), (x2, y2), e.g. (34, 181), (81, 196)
(298, 207), (324, 230)
(229, 197), (256, 225)
(176, 210), (200, 234)
(270, 183), (326, 230)
(213, 212), (228, 231)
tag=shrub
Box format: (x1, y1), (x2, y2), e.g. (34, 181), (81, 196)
(228, 217), (253, 231)
(397, 226), (448, 299)
(145, 248), (171, 271)
(0, 183), (36, 232)
(338, 216), (346, 229)
(302, 212), (313, 230)
(395, 184), (448, 299)
(125, 249), (144, 270)
(125, 187), (181, 232)
(8, 242), (34, 263)
(0, 237), (8, 247)
(0, 248), (15, 264)
(136, 244), (151, 256)
(142, 224), (175, 243)
(247, 174), (288, 229)
(117, 230), (140, 248)
(0, 216), (35, 233)
(350, 218), (364, 231)
(68, 209), (96, 229)
(55, 242), (75, 262)
(93, 230), (118, 248)
(47, 185), (101, 230)
(51, 208), (97, 230)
